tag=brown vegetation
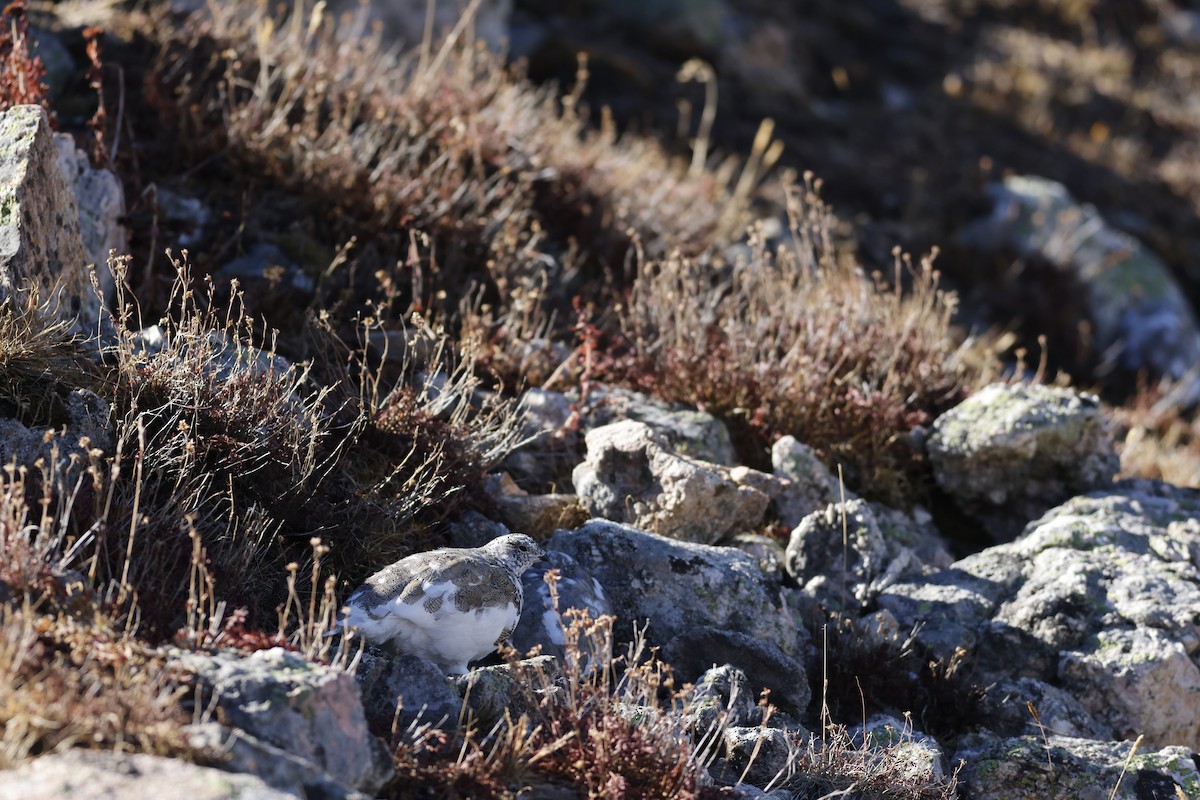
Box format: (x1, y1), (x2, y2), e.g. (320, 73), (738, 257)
(0, 1), (51, 121)
(1112, 379), (1200, 488)
(143, 0), (764, 348)
(0, 465), (189, 768)
(8, 0), (1181, 796)
(616, 178), (996, 503)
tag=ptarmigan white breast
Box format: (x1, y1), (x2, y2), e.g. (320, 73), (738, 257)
(337, 534), (545, 674)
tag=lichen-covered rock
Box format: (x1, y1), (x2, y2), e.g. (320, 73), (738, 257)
(770, 436), (842, 529)
(785, 499), (951, 612)
(661, 627), (810, 718)
(572, 420), (769, 544)
(582, 384), (736, 466)
(512, 550), (612, 667)
(710, 726), (798, 790)
(451, 656), (560, 730)
(1059, 627), (1200, 747)
(682, 665), (761, 736)
(728, 466), (789, 512)
(0, 106), (97, 333)
(506, 383), (737, 488)
(976, 677), (1109, 740)
(928, 383), (1117, 541)
(727, 532), (787, 582)
(174, 647), (392, 793)
(0, 750), (300, 800)
(547, 520), (802, 659)
(185, 722), (370, 799)
(878, 481), (1200, 749)
(856, 715), (947, 786)
(954, 734), (1200, 800)
(960, 175), (1200, 387)
(786, 500), (889, 612)
(354, 648), (462, 734)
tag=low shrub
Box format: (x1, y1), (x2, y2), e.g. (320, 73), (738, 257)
(616, 177), (998, 504)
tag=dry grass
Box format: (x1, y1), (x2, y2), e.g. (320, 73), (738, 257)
(0, 285), (99, 429)
(98, 252), (345, 632)
(89, 251), (521, 635)
(813, 615), (985, 745)
(0, 461), (189, 769)
(617, 176), (998, 503)
(144, 0), (766, 344)
(1110, 379), (1200, 488)
(0, 603), (190, 769)
(780, 719), (960, 800)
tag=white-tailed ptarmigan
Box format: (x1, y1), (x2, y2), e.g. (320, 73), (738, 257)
(336, 534), (545, 674)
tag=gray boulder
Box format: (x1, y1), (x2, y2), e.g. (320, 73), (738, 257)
(786, 499), (952, 613)
(770, 436), (843, 529)
(726, 532), (787, 582)
(1059, 627), (1200, 748)
(572, 420), (769, 544)
(547, 520), (802, 659)
(854, 715), (947, 785)
(185, 723), (370, 800)
(514, 387), (575, 445)
(682, 665), (761, 736)
(960, 175), (1200, 387)
(582, 384), (736, 466)
(30, 29), (74, 98)
(354, 648), (462, 734)
(0, 750), (300, 800)
(0, 106), (98, 333)
(484, 472), (587, 539)
(928, 383), (1118, 541)
(954, 734), (1200, 800)
(506, 383), (736, 487)
(512, 550), (612, 667)
(217, 242), (315, 297)
(878, 481), (1200, 749)
(661, 627), (810, 718)
(55, 132), (125, 307)
(976, 677), (1109, 740)
(710, 727), (798, 791)
(786, 500), (889, 613)
(445, 510), (510, 549)
(174, 647), (392, 793)
(451, 656), (560, 730)
(503, 388), (579, 487)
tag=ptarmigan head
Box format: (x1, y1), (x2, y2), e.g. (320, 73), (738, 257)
(336, 533), (546, 674)
(482, 533), (546, 578)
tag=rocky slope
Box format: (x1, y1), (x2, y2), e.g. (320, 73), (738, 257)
(1, 2), (1200, 799)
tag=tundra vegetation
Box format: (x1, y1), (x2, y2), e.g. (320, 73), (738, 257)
(0, 1), (1196, 798)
